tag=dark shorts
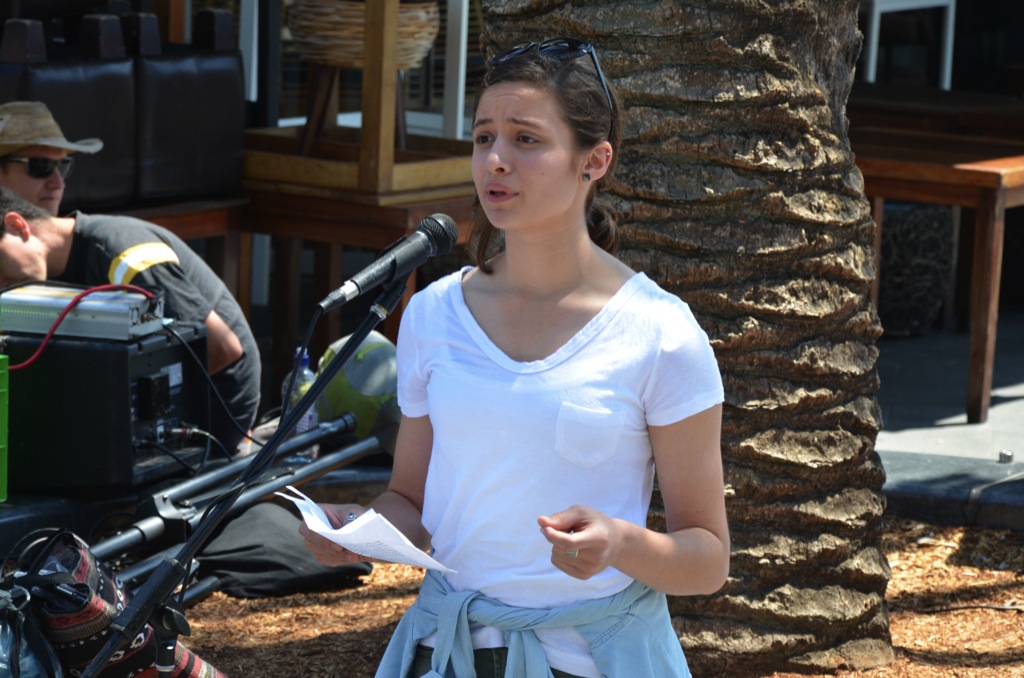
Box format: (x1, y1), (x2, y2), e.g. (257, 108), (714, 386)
(410, 645), (585, 678)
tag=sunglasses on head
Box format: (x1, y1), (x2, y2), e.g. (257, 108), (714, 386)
(0, 156), (74, 179)
(489, 38), (615, 137)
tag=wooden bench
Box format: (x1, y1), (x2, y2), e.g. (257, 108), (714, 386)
(847, 82), (1024, 137)
(851, 127), (1024, 423)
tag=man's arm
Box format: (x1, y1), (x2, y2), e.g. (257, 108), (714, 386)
(204, 309), (244, 374)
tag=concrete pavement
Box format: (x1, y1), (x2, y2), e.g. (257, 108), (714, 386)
(875, 308), (1024, 532)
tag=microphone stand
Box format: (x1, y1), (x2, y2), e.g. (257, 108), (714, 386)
(80, 275), (413, 678)
(103, 435), (380, 591)
(90, 414), (362, 564)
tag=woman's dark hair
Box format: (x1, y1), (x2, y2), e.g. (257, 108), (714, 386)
(471, 41), (622, 271)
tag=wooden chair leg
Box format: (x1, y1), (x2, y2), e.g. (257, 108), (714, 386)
(300, 64), (339, 157)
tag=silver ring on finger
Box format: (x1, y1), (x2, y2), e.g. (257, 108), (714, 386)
(565, 548), (579, 559)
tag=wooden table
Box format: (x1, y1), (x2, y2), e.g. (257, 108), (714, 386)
(242, 189), (475, 387)
(852, 127), (1024, 423)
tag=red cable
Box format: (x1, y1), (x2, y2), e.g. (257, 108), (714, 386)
(8, 284), (157, 371)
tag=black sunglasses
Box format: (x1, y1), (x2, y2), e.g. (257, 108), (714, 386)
(0, 156), (74, 179)
(489, 38), (615, 137)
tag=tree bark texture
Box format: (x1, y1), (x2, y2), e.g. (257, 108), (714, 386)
(479, 1), (890, 673)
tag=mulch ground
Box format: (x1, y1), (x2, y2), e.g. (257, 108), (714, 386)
(182, 517), (1024, 677)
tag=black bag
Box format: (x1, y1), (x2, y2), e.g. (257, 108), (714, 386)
(0, 581), (63, 678)
(198, 502), (372, 598)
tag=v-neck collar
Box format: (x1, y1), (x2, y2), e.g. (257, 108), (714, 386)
(451, 267), (648, 373)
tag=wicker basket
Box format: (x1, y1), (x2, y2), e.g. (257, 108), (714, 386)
(287, 0), (440, 70)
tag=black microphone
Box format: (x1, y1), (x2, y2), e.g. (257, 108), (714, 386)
(318, 213), (459, 312)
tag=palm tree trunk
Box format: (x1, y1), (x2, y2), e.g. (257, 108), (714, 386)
(479, 0), (891, 672)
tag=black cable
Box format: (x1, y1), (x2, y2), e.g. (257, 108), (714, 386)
(162, 323), (257, 448)
(2, 528), (62, 576)
(137, 440), (201, 476)
(281, 305), (324, 419)
(168, 426), (231, 462)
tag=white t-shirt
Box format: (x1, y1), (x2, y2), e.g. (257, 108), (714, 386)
(396, 267), (724, 675)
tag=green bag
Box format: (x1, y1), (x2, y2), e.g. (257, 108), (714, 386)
(316, 330), (400, 455)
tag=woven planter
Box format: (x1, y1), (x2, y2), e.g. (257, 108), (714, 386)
(287, 0), (440, 70)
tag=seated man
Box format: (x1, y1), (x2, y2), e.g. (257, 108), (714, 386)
(0, 101), (103, 215)
(0, 186), (260, 456)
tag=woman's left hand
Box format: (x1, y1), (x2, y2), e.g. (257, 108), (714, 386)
(538, 505), (625, 579)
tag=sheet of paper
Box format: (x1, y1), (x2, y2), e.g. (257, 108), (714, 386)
(276, 485), (455, 574)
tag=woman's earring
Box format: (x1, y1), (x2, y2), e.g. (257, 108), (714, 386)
(582, 173), (591, 182)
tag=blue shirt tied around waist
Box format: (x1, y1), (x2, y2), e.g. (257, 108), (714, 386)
(375, 569), (692, 678)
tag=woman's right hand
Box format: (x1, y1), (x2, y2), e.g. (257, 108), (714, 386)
(298, 503), (368, 565)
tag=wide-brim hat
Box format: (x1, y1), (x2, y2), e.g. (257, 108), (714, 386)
(0, 101), (103, 157)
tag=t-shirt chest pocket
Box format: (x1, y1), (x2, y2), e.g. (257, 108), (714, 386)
(554, 402), (625, 468)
